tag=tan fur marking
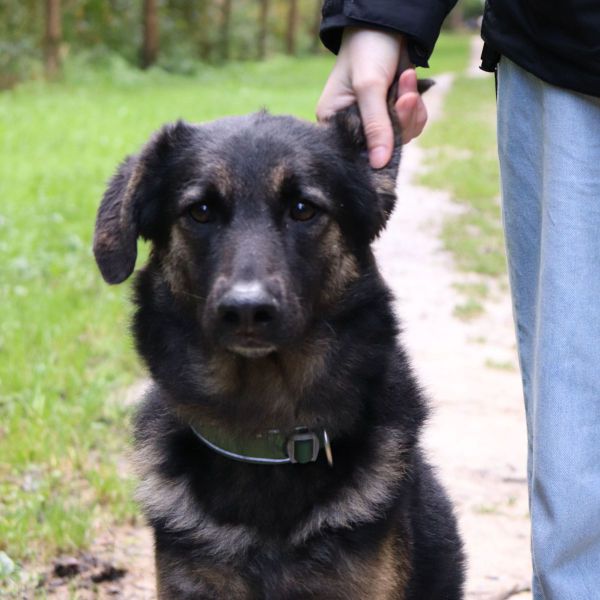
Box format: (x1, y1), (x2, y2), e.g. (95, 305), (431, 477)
(93, 229), (120, 252)
(302, 185), (329, 205)
(278, 534), (406, 600)
(190, 341), (333, 431)
(181, 184), (204, 203)
(119, 160), (145, 227)
(319, 224), (359, 305)
(136, 471), (258, 559)
(134, 432), (259, 560)
(373, 533), (409, 600)
(279, 334), (331, 395)
(210, 160), (234, 197)
(191, 565), (250, 598)
(201, 351), (241, 396)
(157, 557), (251, 599)
(162, 227), (194, 298)
(339, 536), (403, 600)
(390, 533), (413, 600)
(372, 170), (397, 198)
(268, 161), (290, 193)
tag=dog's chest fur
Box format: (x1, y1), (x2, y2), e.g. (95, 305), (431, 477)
(135, 388), (416, 599)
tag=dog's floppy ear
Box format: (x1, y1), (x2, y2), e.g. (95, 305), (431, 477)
(331, 78), (434, 232)
(93, 120), (194, 284)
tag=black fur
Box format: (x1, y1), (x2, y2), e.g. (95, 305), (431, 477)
(94, 103), (464, 598)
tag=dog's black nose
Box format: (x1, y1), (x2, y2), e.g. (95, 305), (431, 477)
(217, 282), (279, 331)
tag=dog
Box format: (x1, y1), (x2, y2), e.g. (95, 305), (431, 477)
(93, 90), (465, 598)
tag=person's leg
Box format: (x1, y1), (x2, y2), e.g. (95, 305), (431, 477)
(497, 56), (544, 598)
(498, 58), (600, 599)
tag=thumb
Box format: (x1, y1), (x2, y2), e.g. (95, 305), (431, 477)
(398, 67), (418, 96)
(355, 82), (394, 169)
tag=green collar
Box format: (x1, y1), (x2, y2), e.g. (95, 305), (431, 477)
(190, 423), (333, 467)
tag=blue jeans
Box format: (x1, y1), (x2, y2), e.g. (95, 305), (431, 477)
(497, 58), (600, 599)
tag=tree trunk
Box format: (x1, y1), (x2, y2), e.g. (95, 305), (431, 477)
(257, 0), (269, 60)
(447, 1), (465, 31)
(285, 0), (298, 55)
(44, 0), (62, 78)
(310, 0), (322, 53)
(219, 0), (232, 61)
(141, 0), (159, 69)
(197, 2), (213, 62)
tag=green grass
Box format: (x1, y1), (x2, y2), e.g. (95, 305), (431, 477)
(485, 358), (517, 372)
(0, 34), (469, 588)
(418, 63), (503, 315)
(452, 282), (487, 320)
(419, 74), (502, 275)
(422, 32), (471, 75)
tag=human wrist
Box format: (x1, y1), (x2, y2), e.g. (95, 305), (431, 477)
(340, 26), (403, 60)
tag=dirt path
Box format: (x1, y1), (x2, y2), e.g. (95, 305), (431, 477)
(44, 51), (532, 599)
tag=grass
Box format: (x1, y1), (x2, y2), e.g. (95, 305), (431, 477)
(422, 33), (472, 76)
(0, 34), (470, 590)
(452, 282), (488, 320)
(485, 358), (517, 372)
(418, 63), (504, 314)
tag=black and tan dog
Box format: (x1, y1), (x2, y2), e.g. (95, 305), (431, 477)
(93, 94), (465, 598)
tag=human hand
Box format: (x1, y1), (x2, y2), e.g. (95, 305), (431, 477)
(317, 28), (428, 169)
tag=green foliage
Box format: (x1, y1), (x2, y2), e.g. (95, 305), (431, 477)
(419, 74), (504, 278)
(462, 0), (485, 20)
(453, 298), (484, 320)
(1, 0), (326, 85)
(485, 358), (517, 372)
(62, 0), (142, 63)
(418, 67), (503, 321)
(452, 282), (488, 320)
(424, 33), (471, 75)
(0, 1), (43, 87)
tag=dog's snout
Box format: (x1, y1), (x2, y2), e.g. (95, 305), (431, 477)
(217, 282), (279, 332)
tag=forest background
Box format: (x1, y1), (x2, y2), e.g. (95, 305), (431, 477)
(1, 0), (483, 87)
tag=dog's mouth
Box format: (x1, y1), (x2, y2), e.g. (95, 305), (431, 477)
(226, 339), (277, 359)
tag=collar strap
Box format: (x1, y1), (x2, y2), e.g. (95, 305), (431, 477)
(190, 424), (333, 467)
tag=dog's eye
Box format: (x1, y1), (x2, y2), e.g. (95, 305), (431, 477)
(189, 202), (213, 224)
(289, 200), (317, 222)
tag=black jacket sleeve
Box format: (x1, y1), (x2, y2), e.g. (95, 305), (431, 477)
(320, 0), (458, 67)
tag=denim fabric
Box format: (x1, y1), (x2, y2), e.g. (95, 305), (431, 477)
(497, 58), (600, 599)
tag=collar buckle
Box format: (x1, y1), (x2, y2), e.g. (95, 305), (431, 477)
(286, 428), (320, 464)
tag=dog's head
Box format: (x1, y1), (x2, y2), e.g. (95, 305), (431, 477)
(93, 95), (420, 360)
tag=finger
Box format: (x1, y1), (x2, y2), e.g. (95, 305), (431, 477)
(401, 99), (427, 143)
(395, 92), (428, 143)
(396, 93), (418, 139)
(354, 81), (394, 168)
(398, 68), (418, 97)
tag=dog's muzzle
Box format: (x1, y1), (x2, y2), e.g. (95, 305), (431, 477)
(214, 281), (281, 357)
